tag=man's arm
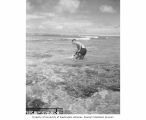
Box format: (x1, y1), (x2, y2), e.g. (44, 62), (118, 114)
(76, 43), (82, 53)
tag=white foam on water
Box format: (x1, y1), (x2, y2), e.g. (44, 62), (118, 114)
(65, 35), (99, 41)
(66, 37), (91, 41)
(67, 55), (74, 59)
(81, 35), (99, 39)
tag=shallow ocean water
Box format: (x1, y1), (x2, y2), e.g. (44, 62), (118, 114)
(26, 35), (120, 114)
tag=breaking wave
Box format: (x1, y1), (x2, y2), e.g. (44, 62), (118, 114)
(66, 36), (99, 41)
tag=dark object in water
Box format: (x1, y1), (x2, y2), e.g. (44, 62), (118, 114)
(64, 83), (100, 98)
(26, 98), (45, 111)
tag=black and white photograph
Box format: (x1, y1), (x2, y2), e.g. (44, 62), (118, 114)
(26, 0), (120, 114)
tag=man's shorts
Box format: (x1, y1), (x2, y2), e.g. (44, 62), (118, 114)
(78, 48), (87, 56)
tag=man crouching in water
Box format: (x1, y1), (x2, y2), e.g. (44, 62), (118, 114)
(72, 39), (87, 60)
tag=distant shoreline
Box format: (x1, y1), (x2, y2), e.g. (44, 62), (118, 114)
(26, 33), (120, 37)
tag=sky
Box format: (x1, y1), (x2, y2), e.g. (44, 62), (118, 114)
(26, 0), (120, 35)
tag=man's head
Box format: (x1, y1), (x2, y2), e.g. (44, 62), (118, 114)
(72, 39), (77, 44)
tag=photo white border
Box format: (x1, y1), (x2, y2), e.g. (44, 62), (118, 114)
(0, 0), (146, 120)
